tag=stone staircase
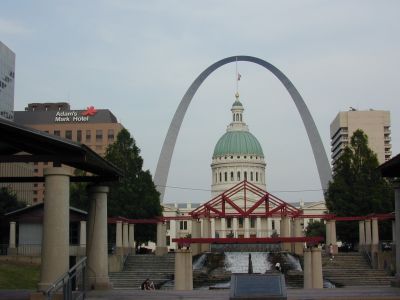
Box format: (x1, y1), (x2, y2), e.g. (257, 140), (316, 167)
(109, 254), (175, 289)
(322, 252), (394, 287)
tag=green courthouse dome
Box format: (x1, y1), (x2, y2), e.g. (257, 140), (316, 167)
(213, 131), (264, 158)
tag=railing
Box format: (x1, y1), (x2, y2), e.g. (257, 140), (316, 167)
(0, 244), (85, 256)
(44, 257), (87, 300)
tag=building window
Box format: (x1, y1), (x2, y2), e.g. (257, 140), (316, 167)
(166, 236), (170, 246)
(256, 172), (258, 182)
(86, 130), (91, 141)
(230, 172), (234, 181)
(244, 171), (247, 180)
(65, 130), (72, 140)
(219, 172), (222, 182)
(166, 221), (170, 230)
(108, 129), (114, 142)
(95, 145), (102, 151)
(180, 221), (187, 230)
(224, 172), (227, 182)
(237, 171), (240, 181)
(250, 172), (253, 181)
(271, 220), (275, 230)
(250, 218), (256, 228)
(96, 130), (103, 142)
(54, 130), (60, 136)
(227, 218), (232, 228)
(77, 130), (82, 142)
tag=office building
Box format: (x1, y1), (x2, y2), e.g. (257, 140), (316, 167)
(14, 102), (124, 203)
(0, 41), (15, 121)
(330, 109), (391, 166)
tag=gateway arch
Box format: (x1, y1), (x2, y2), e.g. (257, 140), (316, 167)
(154, 55), (332, 201)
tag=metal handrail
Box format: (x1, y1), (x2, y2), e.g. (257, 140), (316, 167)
(44, 257), (87, 300)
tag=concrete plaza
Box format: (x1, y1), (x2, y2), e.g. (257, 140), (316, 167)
(85, 287), (400, 300)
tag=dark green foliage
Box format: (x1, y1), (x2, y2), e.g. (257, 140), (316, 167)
(305, 220), (326, 238)
(105, 129), (162, 245)
(325, 129), (394, 243)
(0, 188), (25, 244)
(70, 170), (89, 211)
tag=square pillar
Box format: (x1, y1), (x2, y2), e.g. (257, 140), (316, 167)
(293, 218), (304, 255)
(201, 218), (210, 253)
(86, 185), (111, 289)
(38, 167), (71, 291)
(233, 217), (238, 238)
(244, 217), (250, 238)
(79, 220), (86, 255)
(256, 217), (262, 238)
(311, 248), (323, 288)
(371, 218), (379, 254)
(122, 222), (129, 254)
(156, 222), (168, 256)
(128, 224), (135, 251)
(303, 248), (312, 289)
(191, 220), (201, 256)
(327, 220), (338, 254)
(8, 221), (16, 255)
(365, 219), (372, 248)
(220, 218), (227, 238)
(115, 221), (123, 255)
(174, 249), (193, 290)
(359, 220), (365, 252)
(280, 217), (291, 252)
(210, 218), (216, 238)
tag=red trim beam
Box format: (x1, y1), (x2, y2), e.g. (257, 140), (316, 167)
(172, 237), (323, 246)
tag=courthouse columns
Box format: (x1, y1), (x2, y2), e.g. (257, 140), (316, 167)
(38, 167), (71, 291)
(86, 185), (111, 289)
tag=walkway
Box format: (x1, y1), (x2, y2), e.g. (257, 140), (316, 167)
(87, 287), (400, 300)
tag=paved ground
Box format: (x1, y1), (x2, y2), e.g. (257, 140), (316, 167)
(3, 287), (400, 300)
(86, 287), (400, 300)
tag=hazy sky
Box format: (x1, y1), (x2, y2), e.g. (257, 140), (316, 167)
(2, 1), (399, 204)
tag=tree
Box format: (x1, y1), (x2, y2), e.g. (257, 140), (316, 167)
(305, 220), (326, 238)
(325, 129), (394, 243)
(0, 187), (25, 244)
(105, 129), (162, 246)
(70, 170), (89, 211)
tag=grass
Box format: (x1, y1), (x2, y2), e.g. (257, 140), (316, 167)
(0, 261), (40, 289)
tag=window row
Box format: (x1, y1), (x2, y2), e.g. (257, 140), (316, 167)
(214, 170), (263, 183)
(49, 129), (115, 142)
(217, 155), (260, 160)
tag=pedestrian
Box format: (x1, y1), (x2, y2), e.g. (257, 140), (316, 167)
(329, 243), (334, 261)
(275, 262), (281, 272)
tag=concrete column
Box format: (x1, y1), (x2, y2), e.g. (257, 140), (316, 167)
(394, 184), (400, 285)
(191, 220), (201, 256)
(392, 220), (396, 243)
(329, 220), (338, 254)
(86, 185), (111, 289)
(128, 224), (135, 251)
(359, 221), (365, 252)
(365, 219), (372, 248)
(220, 218), (227, 238)
(293, 218), (303, 255)
(371, 218), (379, 250)
(280, 217), (291, 252)
(156, 222), (168, 256)
(311, 248), (323, 288)
(79, 221), (86, 247)
(38, 167), (71, 291)
(201, 218), (210, 253)
(122, 222), (129, 252)
(210, 218), (216, 238)
(303, 248), (312, 289)
(256, 217), (262, 238)
(9, 221), (16, 248)
(116, 221), (123, 255)
(244, 217), (250, 238)
(174, 249), (193, 290)
(325, 220), (332, 247)
(233, 218), (238, 238)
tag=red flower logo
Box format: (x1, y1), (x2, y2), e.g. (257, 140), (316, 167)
(81, 106), (97, 116)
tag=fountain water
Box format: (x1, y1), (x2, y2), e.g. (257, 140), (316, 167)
(224, 252), (272, 274)
(285, 253), (302, 271)
(193, 253), (207, 270)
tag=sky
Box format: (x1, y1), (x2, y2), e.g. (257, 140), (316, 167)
(1, 1), (399, 204)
